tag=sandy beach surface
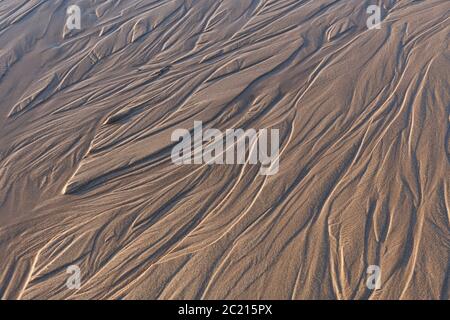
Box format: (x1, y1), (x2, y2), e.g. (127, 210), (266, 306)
(0, 0), (448, 299)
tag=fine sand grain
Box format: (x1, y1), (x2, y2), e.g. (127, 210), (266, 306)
(0, 0), (449, 299)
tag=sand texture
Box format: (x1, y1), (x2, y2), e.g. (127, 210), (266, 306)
(0, 0), (449, 299)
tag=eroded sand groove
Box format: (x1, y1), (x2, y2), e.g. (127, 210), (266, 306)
(0, 0), (449, 299)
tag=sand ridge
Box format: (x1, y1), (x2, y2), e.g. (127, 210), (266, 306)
(0, 0), (449, 299)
